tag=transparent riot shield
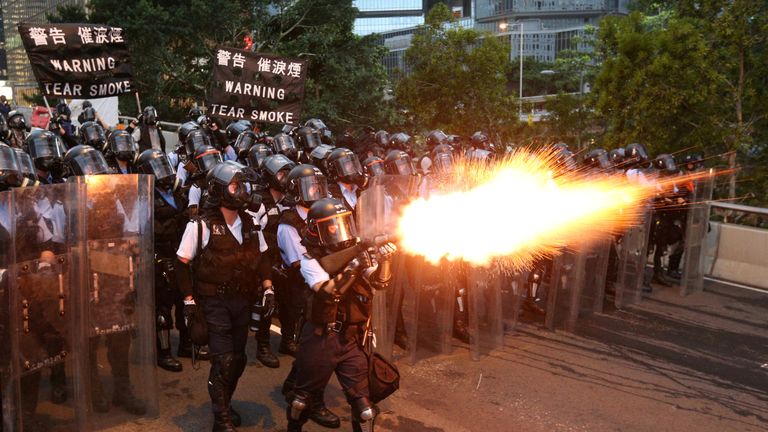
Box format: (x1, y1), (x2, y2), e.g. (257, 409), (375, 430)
(614, 209), (653, 309)
(402, 256), (456, 364)
(680, 173), (715, 296)
(3, 183), (89, 432)
(466, 264), (504, 361)
(357, 175), (418, 360)
(544, 246), (582, 332)
(575, 237), (612, 316)
(0, 191), (13, 430)
(79, 174), (158, 429)
(500, 268), (527, 334)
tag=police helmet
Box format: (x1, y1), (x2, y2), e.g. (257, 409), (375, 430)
(0, 143), (22, 190)
(682, 153), (704, 171)
(63, 145), (110, 176)
(206, 161), (262, 211)
(13, 148), (38, 184)
(7, 111), (27, 131)
(234, 130), (258, 158)
(625, 143), (650, 167)
(426, 130), (448, 149)
(55, 102), (71, 119)
(246, 143), (273, 170)
(79, 106), (97, 123)
(362, 155), (385, 177)
(389, 133), (412, 152)
(309, 144), (335, 175)
(285, 164), (329, 208)
(26, 130), (67, 172)
(136, 149), (176, 189)
(226, 121), (250, 143)
(471, 131), (490, 149)
(374, 130), (389, 148)
(582, 148), (612, 171)
(272, 132), (299, 161)
(384, 150), (415, 176)
(653, 154), (677, 175)
(177, 121), (201, 144)
(307, 198), (358, 252)
(184, 129), (212, 160)
(142, 106), (158, 125)
(193, 144), (223, 174)
(295, 126), (322, 151)
(79, 121), (107, 150)
(107, 129), (139, 162)
(263, 154), (297, 192)
(608, 148), (626, 166)
(305, 118), (332, 143)
(188, 106), (204, 122)
(327, 148), (364, 184)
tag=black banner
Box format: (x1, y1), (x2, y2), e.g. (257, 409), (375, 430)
(207, 47), (307, 125)
(17, 23), (133, 97)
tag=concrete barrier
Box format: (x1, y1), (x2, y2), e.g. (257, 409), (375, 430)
(705, 222), (768, 290)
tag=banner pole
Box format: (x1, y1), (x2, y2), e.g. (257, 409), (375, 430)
(134, 92), (142, 114)
(42, 95), (54, 117)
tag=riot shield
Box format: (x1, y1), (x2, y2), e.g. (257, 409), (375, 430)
(357, 175), (417, 360)
(680, 173), (715, 296)
(544, 246), (582, 332)
(500, 268), (527, 334)
(402, 256), (456, 364)
(575, 236), (612, 316)
(2, 183), (89, 432)
(466, 264), (504, 361)
(79, 174), (158, 429)
(614, 209), (653, 309)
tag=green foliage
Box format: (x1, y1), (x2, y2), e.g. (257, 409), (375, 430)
(396, 3), (516, 139)
(46, 4), (89, 23)
(50, 0), (394, 129)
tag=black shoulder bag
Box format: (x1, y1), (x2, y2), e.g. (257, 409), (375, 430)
(362, 315), (400, 403)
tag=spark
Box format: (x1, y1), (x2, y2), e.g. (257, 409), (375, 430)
(396, 148), (714, 269)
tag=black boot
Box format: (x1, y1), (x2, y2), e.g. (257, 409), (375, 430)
(453, 319), (471, 344)
(157, 330), (183, 372)
(309, 392), (341, 429)
(109, 332), (147, 416)
(279, 338), (299, 357)
(112, 376), (147, 415)
(209, 353), (238, 432)
(256, 342), (280, 368)
(89, 337), (111, 413)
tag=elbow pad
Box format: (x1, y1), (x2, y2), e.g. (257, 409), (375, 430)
(316, 269), (358, 299)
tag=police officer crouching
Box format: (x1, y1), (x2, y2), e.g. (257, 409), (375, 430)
(176, 162), (272, 432)
(285, 198), (396, 432)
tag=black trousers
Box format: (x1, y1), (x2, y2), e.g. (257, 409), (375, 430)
(292, 324), (369, 403)
(199, 292), (250, 357)
(278, 268), (310, 343)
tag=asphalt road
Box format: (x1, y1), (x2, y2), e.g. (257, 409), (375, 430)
(98, 279), (767, 432)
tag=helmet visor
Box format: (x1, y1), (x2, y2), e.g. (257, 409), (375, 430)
(196, 149), (223, 172)
(72, 151), (110, 175)
(144, 156), (175, 179)
(391, 157), (414, 175)
(317, 211), (357, 247)
(14, 150), (36, 179)
(433, 152), (453, 172)
(30, 135), (66, 158)
(274, 135), (297, 154)
(186, 132), (211, 155)
(367, 160), (385, 177)
(235, 132), (256, 155)
(247, 146), (273, 169)
(297, 175), (329, 203)
(300, 131), (322, 150)
(332, 154), (362, 177)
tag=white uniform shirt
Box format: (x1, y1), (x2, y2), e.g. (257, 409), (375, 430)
(338, 182), (359, 210)
(300, 256), (330, 290)
(176, 162), (188, 186)
(132, 126), (162, 150)
(35, 197), (66, 243)
(276, 206), (308, 267)
(223, 145), (238, 161)
(188, 185), (202, 207)
(176, 212), (268, 261)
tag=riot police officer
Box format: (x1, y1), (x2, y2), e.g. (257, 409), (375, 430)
(103, 129), (140, 174)
(285, 198), (396, 432)
(136, 149), (190, 371)
(128, 106), (166, 152)
(176, 162), (272, 431)
(272, 132), (300, 162)
(278, 164), (342, 429)
(7, 110), (29, 149)
(327, 148), (366, 212)
(26, 130), (67, 183)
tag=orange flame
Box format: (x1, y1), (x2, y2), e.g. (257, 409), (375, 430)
(396, 149), (695, 268)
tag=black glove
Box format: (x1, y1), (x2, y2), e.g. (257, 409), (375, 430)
(183, 298), (198, 328)
(345, 250), (372, 275)
(375, 242), (397, 262)
(262, 287), (276, 317)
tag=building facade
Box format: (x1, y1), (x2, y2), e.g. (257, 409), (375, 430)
(361, 0), (629, 77)
(1, 0), (87, 99)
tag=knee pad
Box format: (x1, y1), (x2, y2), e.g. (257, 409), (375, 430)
(156, 308), (173, 330)
(288, 391), (310, 421)
(352, 396), (376, 432)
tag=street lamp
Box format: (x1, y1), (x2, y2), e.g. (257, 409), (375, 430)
(499, 21), (526, 118)
(540, 69), (556, 96)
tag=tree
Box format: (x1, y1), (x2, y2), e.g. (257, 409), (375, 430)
(592, 12), (721, 155)
(50, 0), (394, 129)
(395, 3), (516, 139)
